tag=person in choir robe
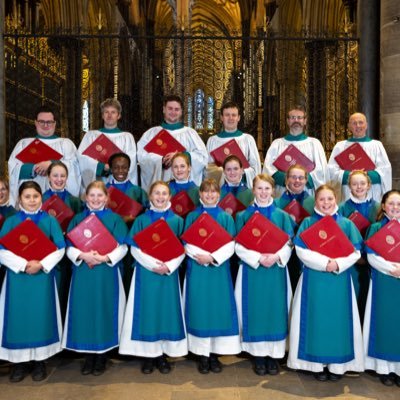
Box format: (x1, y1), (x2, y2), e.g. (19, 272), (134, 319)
(119, 181), (187, 375)
(287, 184), (364, 381)
(206, 101), (261, 188)
(363, 190), (400, 386)
(235, 174), (294, 376)
(63, 181), (128, 376)
(137, 95), (208, 192)
(274, 164), (315, 289)
(169, 152), (200, 212)
(338, 170), (380, 321)
(42, 161), (84, 319)
(262, 105), (328, 196)
(328, 112), (392, 202)
(8, 106), (81, 202)
(183, 178), (240, 374)
(0, 181), (65, 382)
(78, 98), (138, 189)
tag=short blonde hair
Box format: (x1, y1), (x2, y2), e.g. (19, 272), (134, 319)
(253, 173), (275, 189)
(86, 180), (108, 196)
(149, 180), (170, 197)
(200, 178), (220, 193)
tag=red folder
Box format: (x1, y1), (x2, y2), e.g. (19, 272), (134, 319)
(348, 211), (371, 237)
(210, 139), (250, 169)
(273, 144), (315, 172)
(107, 186), (143, 218)
(181, 213), (233, 253)
(143, 129), (186, 156)
(133, 219), (185, 262)
(299, 216), (355, 258)
(0, 214), (4, 230)
(219, 193), (246, 218)
(42, 194), (75, 232)
(82, 134), (122, 164)
(0, 219), (57, 260)
(16, 139), (63, 163)
(235, 212), (289, 253)
(170, 191), (196, 217)
(334, 142), (375, 171)
(365, 220), (400, 262)
(66, 214), (118, 255)
(283, 199), (310, 224)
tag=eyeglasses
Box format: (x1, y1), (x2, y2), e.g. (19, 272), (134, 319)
(37, 120), (56, 126)
(288, 116), (305, 121)
(288, 175), (306, 181)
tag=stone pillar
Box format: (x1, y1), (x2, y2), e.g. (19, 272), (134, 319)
(0, 1), (5, 176)
(381, 0), (400, 189)
(357, 0), (380, 138)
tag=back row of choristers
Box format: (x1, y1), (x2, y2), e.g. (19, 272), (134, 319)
(0, 95), (398, 387)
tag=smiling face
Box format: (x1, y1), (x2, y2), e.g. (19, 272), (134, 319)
(382, 193), (400, 220)
(287, 109), (307, 135)
(110, 156), (130, 182)
(20, 188), (42, 212)
(348, 113), (368, 138)
(172, 156), (191, 181)
(49, 165), (68, 191)
(253, 179), (274, 205)
(102, 106), (121, 129)
(220, 107), (240, 132)
(163, 101), (183, 124)
(35, 112), (56, 137)
(315, 188), (337, 215)
(286, 167), (307, 194)
(224, 159), (243, 184)
(199, 187), (220, 207)
(86, 187), (108, 210)
(349, 173), (370, 200)
(0, 181), (9, 206)
(149, 183), (171, 210)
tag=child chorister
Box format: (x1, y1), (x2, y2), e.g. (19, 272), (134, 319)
(235, 174), (295, 376)
(119, 181), (187, 375)
(183, 178), (240, 374)
(363, 190), (400, 386)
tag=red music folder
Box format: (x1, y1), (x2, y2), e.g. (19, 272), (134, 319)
(15, 139), (63, 163)
(181, 213), (233, 253)
(219, 193), (246, 218)
(107, 186), (143, 218)
(170, 191), (196, 217)
(210, 139), (250, 169)
(143, 129), (186, 156)
(82, 134), (122, 164)
(42, 194), (75, 232)
(0, 219), (57, 260)
(334, 142), (375, 171)
(66, 214), (118, 255)
(133, 219), (185, 262)
(299, 215), (355, 258)
(283, 199), (310, 224)
(365, 220), (400, 262)
(235, 212), (289, 253)
(273, 144), (315, 172)
(348, 211), (371, 237)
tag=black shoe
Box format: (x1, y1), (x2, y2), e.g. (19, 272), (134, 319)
(81, 355), (95, 375)
(253, 357), (267, 376)
(209, 354), (222, 373)
(380, 374), (395, 386)
(394, 374), (400, 387)
(9, 363), (31, 383)
(31, 361), (47, 382)
(92, 354), (107, 376)
(314, 370), (329, 382)
(266, 357), (279, 375)
(329, 372), (342, 382)
(156, 355), (171, 374)
(141, 358), (154, 374)
(198, 356), (210, 374)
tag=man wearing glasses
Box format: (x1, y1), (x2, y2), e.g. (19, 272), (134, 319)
(262, 105), (328, 196)
(8, 106), (81, 202)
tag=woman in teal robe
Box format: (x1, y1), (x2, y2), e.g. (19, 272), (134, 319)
(63, 181), (128, 376)
(119, 181), (187, 375)
(0, 181), (65, 383)
(287, 184), (364, 381)
(183, 178), (240, 374)
(363, 190), (400, 386)
(235, 174), (295, 376)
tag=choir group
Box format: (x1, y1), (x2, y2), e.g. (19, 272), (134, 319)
(0, 95), (399, 389)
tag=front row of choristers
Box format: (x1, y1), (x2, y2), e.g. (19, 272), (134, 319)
(0, 160), (400, 388)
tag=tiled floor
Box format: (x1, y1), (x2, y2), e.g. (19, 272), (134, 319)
(0, 353), (398, 400)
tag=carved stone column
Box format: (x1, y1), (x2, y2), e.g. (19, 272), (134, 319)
(381, 0), (400, 188)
